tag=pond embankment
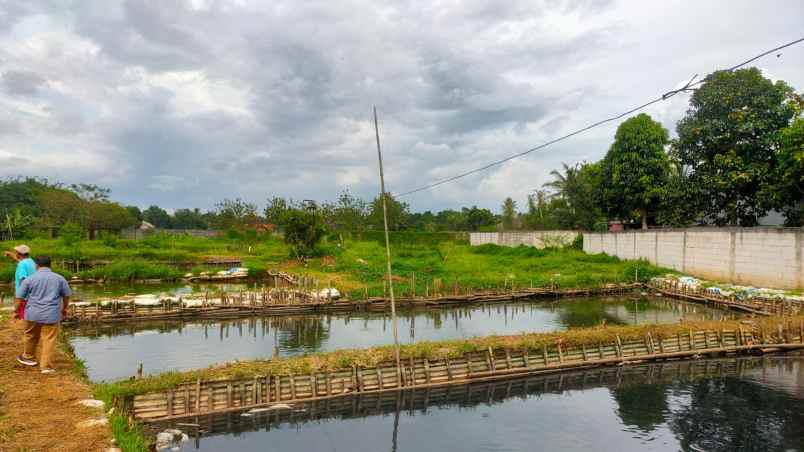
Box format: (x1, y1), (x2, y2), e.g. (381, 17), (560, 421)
(104, 316), (804, 423)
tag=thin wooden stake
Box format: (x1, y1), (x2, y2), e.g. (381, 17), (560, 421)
(373, 106), (401, 374)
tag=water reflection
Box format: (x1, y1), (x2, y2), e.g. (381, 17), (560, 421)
(67, 296), (735, 381)
(153, 356), (804, 452)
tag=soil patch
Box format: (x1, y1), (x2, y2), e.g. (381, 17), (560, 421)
(0, 317), (112, 452)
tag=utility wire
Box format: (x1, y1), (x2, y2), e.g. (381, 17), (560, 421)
(396, 37), (804, 198)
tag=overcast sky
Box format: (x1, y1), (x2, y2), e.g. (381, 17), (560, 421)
(1, 1), (802, 214)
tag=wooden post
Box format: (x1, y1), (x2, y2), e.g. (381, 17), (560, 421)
(373, 106), (402, 376)
(195, 378), (202, 411)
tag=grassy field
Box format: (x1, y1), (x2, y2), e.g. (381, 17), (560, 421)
(0, 233), (288, 283)
(287, 236), (666, 298)
(1, 232), (667, 294)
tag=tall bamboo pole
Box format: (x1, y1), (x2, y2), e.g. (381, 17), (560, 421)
(373, 106), (402, 371)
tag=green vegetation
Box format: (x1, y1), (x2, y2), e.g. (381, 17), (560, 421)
(601, 113), (670, 229)
(0, 233), (288, 283)
(289, 236), (665, 297)
(2, 229), (662, 290)
(671, 68), (800, 226)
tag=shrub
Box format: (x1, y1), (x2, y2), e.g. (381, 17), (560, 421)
(282, 209), (327, 259)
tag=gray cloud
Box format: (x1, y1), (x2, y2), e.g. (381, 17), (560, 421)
(0, 0), (802, 213)
(1, 69), (47, 95)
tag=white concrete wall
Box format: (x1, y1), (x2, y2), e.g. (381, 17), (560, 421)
(583, 228), (804, 290)
(470, 231), (579, 249)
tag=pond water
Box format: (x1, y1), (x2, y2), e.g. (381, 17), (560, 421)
(160, 355), (804, 452)
(67, 295), (736, 381)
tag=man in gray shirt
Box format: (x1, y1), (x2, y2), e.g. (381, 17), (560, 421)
(14, 256), (72, 374)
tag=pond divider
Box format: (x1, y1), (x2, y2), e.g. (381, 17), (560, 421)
(119, 321), (804, 423)
(64, 284), (640, 325)
(650, 281), (802, 316)
(146, 356), (770, 440)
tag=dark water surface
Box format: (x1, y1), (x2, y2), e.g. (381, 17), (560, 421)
(67, 295), (735, 381)
(160, 356), (804, 452)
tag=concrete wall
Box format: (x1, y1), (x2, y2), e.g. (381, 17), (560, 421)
(583, 228), (804, 290)
(470, 231), (579, 248)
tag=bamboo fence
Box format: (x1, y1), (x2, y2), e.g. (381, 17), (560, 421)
(64, 284), (640, 325)
(119, 321), (804, 423)
(146, 355), (771, 442)
(650, 280), (802, 316)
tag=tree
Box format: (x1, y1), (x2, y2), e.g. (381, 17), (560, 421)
(543, 162), (582, 208)
(463, 206), (496, 231)
(264, 197), (291, 228)
(142, 205), (172, 228)
(172, 208), (208, 229)
(600, 113), (670, 229)
(523, 190), (554, 229)
(501, 197), (517, 230)
(674, 68), (796, 226)
(368, 194), (410, 231)
(211, 198), (259, 230)
(125, 205), (143, 223)
(764, 116), (804, 225)
(329, 190), (368, 232)
(69, 183), (110, 202)
(36, 188), (85, 228)
(84, 201), (137, 238)
(281, 207), (327, 259)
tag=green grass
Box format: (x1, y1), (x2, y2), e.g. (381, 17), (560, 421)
(296, 239), (667, 298)
(0, 234), (288, 283)
(3, 233), (669, 295)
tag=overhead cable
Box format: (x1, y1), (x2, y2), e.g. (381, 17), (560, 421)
(395, 37), (804, 197)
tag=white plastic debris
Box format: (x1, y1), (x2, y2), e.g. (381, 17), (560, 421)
(318, 288), (341, 300)
(77, 399), (105, 408)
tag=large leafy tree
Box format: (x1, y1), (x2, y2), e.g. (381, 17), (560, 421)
(463, 206), (496, 231)
(211, 198), (259, 230)
(600, 113), (670, 229)
(368, 193), (410, 231)
(282, 207), (327, 259)
(142, 205), (173, 228)
(172, 208), (209, 229)
(674, 68), (796, 226)
(764, 116), (804, 225)
(329, 190), (368, 232)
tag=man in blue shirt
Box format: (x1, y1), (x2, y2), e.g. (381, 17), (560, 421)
(4, 244), (36, 320)
(14, 256), (71, 374)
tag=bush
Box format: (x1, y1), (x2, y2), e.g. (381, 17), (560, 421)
(59, 222), (84, 247)
(567, 234), (583, 250)
(99, 231), (120, 248)
(282, 209), (327, 259)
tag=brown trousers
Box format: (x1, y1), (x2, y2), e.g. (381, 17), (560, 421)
(22, 321), (60, 370)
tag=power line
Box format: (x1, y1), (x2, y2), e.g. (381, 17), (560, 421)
(396, 37), (804, 198)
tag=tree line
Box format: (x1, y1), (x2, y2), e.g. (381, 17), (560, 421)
(2, 67), (800, 241)
(502, 67), (803, 230)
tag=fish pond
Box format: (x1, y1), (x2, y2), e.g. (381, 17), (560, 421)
(155, 355), (804, 452)
(65, 291), (736, 381)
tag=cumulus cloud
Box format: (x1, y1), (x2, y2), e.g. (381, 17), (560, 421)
(0, 0), (802, 213)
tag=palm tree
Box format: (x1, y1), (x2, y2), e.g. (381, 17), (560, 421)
(543, 162), (581, 213)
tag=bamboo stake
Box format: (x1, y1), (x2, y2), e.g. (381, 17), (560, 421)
(373, 106), (401, 374)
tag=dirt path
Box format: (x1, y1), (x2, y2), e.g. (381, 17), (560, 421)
(0, 315), (113, 452)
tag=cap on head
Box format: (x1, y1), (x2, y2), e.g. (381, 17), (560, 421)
(13, 244), (30, 255)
